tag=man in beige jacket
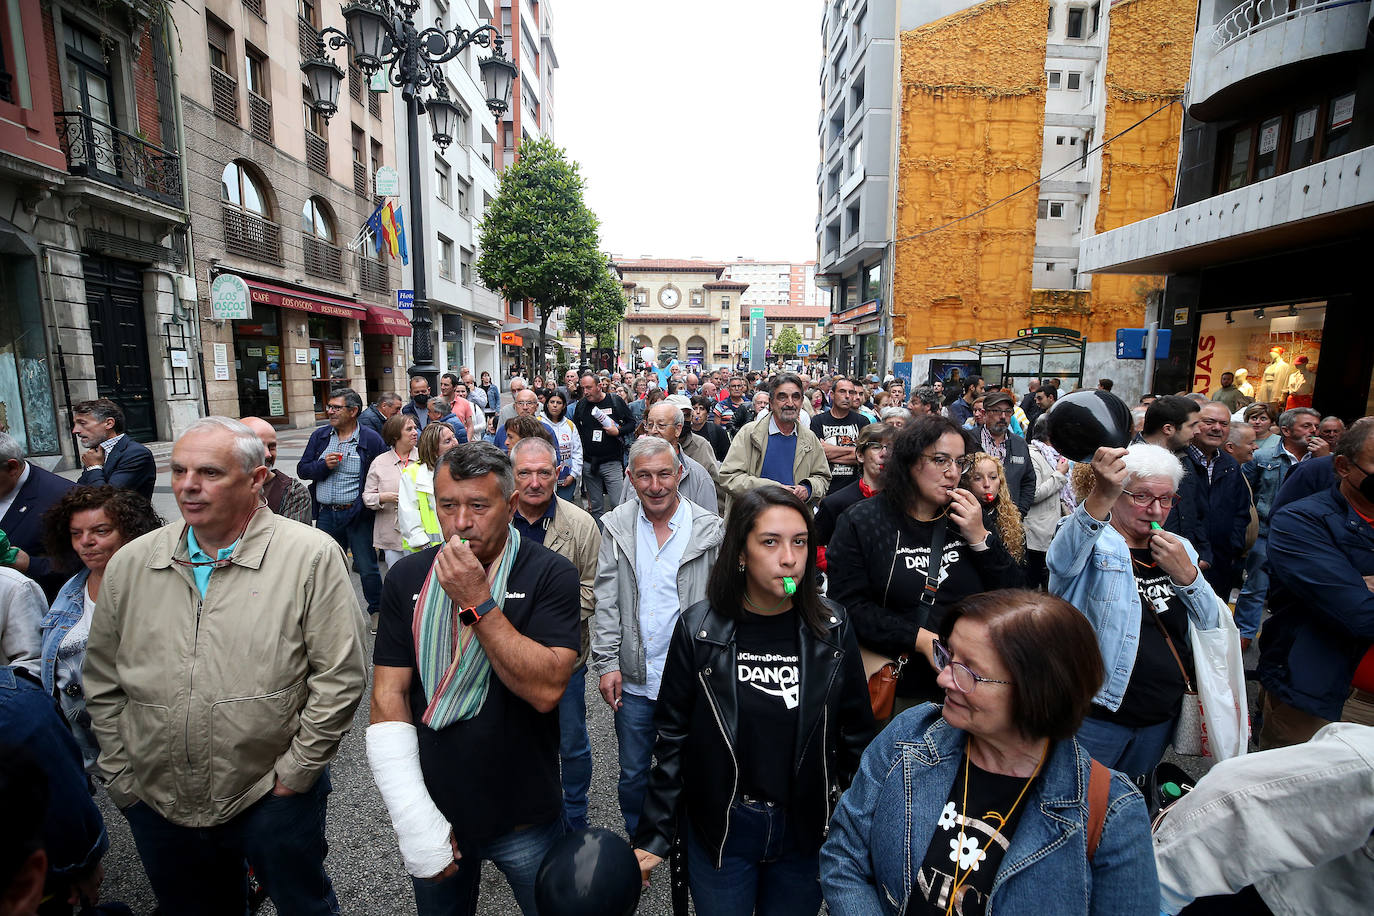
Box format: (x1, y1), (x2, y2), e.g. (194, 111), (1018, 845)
(719, 372), (832, 510)
(84, 416), (367, 915)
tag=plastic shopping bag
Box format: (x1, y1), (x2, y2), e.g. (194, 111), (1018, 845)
(1188, 599), (1250, 761)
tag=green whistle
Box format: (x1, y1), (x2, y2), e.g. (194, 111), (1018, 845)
(782, 577), (797, 595)
(1150, 522), (1162, 531)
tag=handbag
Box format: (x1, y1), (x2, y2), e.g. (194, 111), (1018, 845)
(860, 519), (948, 720)
(1187, 598), (1250, 761)
(1145, 603), (1205, 756)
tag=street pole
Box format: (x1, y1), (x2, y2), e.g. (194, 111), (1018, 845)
(404, 82), (435, 386)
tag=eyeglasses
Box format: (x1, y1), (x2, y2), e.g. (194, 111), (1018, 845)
(921, 453), (976, 473)
(985, 408), (1013, 417)
(932, 639), (1013, 693)
(324, 404), (346, 413)
(1120, 489), (1180, 509)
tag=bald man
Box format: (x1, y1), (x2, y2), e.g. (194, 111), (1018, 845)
(241, 417), (313, 524)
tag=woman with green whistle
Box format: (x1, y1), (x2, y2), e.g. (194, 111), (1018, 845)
(632, 485), (875, 915)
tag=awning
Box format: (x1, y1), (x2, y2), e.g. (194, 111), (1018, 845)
(247, 280), (366, 320)
(362, 305), (412, 336)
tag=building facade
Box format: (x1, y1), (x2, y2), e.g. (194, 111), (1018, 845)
(0, 1), (197, 464)
(1082, 0), (1374, 419)
(616, 259), (748, 371)
(174, 0), (409, 428)
(816, 0), (897, 378)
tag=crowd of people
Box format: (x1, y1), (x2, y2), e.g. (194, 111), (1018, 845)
(0, 363), (1371, 916)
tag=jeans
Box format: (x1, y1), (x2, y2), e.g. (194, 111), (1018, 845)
(1233, 533), (1268, 638)
(686, 798), (822, 916)
(556, 479), (577, 503)
(614, 691), (657, 836)
(124, 770), (339, 916)
(410, 817), (565, 916)
(558, 665), (593, 830)
(1076, 714), (1176, 783)
(1024, 549), (1048, 590)
(584, 458), (625, 521)
(317, 506), (382, 616)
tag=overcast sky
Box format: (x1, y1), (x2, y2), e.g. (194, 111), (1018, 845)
(554, 0), (825, 263)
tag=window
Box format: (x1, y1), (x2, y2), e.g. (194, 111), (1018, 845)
(1288, 105), (1319, 171)
(1254, 116), (1282, 181)
(207, 18), (231, 74)
(460, 248), (473, 285)
(221, 161), (266, 214)
(1037, 199), (1066, 219)
(1066, 72), (1081, 91)
(65, 22), (118, 143)
(1067, 7), (1086, 39)
(1048, 8), (1054, 31)
(847, 137), (862, 173)
(1055, 135), (1066, 146)
(436, 157), (451, 205)
(690, 290), (704, 307)
(1090, 2), (1101, 35)
(850, 71), (865, 115)
(721, 297), (731, 313)
(455, 177), (470, 215)
(1069, 136), (1078, 146)
(244, 47), (267, 97)
(1046, 262), (1056, 271)
(302, 86), (326, 135)
(301, 197), (332, 240)
(846, 202), (861, 237)
(1222, 126), (1253, 191)
(438, 235), (453, 279)
(862, 261), (882, 301)
(1049, 201), (1065, 219)
(1047, 71), (1061, 90)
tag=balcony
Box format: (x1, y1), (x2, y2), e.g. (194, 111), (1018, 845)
(349, 61), (363, 103)
(54, 110), (184, 208)
(298, 16), (318, 60)
(369, 89), (381, 119)
(222, 204), (282, 263)
(1190, 0), (1370, 118)
(248, 91), (273, 144)
(305, 129), (329, 175)
(353, 159), (368, 196)
(210, 67), (238, 123)
(358, 253), (389, 294)
(303, 236), (344, 281)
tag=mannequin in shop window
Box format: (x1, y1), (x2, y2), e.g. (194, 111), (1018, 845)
(1232, 367), (1255, 400)
(1258, 347), (1293, 413)
(1285, 356), (1314, 410)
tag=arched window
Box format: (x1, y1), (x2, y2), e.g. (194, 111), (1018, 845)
(657, 335), (680, 367)
(301, 197), (334, 241)
(221, 161), (266, 215)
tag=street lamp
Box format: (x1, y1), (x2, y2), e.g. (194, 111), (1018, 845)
(303, 0), (517, 384)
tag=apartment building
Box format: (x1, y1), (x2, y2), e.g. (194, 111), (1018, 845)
(1082, 0), (1374, 419)
(0, 1), (197, 463)
(174, 0), (407, 428)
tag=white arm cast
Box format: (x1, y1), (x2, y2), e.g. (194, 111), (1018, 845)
(366, 720), (455, 878)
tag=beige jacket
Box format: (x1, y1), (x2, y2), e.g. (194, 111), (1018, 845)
(539, 497), (601, 666)
(84, 511), (367, 827)
(718, 414), (832, 509)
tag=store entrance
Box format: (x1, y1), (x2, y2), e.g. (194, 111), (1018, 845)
(234, 307), (286, 422)
(309, 315), (346, 416)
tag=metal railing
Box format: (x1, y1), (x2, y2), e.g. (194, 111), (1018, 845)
(299, 15), (318, 60)
(1211, 0), (1367, 50)
(349, 60), (363, 103)
(303, 236), (344, 281)
(368, 88), (381, 119)
(222, 204), (282, 263)
(353, 159), (368, 196)
(358, 253), (389, 294)
(243, 0), (264, 18)
(211, 66), (238, 122)
(54, 110), (184, 207)
(305, 129), (329, 175)
(248, 91), (273, 144)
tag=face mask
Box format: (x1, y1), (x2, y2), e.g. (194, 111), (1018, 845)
(412, 393), (429, 408)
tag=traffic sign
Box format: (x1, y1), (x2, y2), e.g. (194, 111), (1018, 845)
(797, 344), (810, 355)
(1116, 328), (1172, 359)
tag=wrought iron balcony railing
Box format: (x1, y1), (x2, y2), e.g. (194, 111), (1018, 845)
(54, 110), (184, 208)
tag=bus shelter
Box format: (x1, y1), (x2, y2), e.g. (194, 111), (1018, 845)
(924, 327), (1086, 392)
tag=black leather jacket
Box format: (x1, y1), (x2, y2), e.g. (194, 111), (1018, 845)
(634, 598), (876, 865)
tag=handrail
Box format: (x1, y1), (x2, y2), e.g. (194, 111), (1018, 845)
(53, 109), (183, 207)
(1211, 0), (1368, 51)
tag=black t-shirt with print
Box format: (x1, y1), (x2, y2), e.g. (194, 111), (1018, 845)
(911, 757), (1034, 915)
(572, 393), (635, 462)
(892, 517), (982, 700)
(810, 410), (871, 483)
(372, 537), (580, 850)
(734, 608), (801, 806)
(1089, 548), (1194, 727)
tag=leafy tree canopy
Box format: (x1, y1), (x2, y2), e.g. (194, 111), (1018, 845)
(773, 325), (803, 359)
(567, 265), (628, 353)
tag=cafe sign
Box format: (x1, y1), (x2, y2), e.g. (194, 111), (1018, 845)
(211, 273), (251, 320)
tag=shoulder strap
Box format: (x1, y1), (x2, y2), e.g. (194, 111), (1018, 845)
(919, 519), (949, 607)
(1086, 759), (1110, 863)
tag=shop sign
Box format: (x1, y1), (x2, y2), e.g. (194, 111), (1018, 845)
(832, 299), (879, 325)
(501, 332), (523, 346)
(1193, 333), (1217, 394)
(370, 69), (388, 92)
(211, 273), (251, 320)
(375, 166), (400, 197)
(267, 381), (284, 415)
(397, 289), (414, 310)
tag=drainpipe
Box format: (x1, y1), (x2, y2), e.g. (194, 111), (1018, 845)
(39, 248), (77, 464)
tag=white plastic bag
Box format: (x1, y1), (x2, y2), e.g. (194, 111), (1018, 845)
(1188, 600), (1250, 761)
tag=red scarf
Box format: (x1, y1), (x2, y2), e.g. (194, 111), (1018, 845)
(859, 479), (876, 499)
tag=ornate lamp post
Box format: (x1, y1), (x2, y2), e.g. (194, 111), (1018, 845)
(303, 0), (518, 383)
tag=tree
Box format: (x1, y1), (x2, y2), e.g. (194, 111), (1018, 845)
(477, 137), (604, 372)
(566, 265), (628, 358)
(773, 326), (803, 360)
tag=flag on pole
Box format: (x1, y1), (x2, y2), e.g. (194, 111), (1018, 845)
(395, 205), (409, 266)
(366, 204), (385, 256)
(381, 203), (398, 259)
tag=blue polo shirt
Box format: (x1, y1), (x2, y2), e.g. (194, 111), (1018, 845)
(513, 498), (558, 546)
(186, 528), (238, 598)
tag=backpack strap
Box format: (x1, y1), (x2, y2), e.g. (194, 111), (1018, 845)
(1086, 759), (1110, 863)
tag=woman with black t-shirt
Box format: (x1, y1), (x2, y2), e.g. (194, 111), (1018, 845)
(632, 486), (875, 915)
(827, 416), (1023, 717)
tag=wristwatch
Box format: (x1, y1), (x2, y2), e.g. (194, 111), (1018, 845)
(458, 597), (497, 627)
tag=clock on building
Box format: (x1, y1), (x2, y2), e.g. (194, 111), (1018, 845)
(659, 286), (681, 308)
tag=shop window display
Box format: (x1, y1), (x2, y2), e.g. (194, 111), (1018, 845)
(1192, 304), (1324, 411)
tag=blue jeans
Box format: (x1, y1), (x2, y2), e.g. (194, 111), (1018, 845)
(411, 817), (565, 916)
(316, 506), (382, 616)
(686, 798), (822, 916)
(1076, 715), (1176, 784)
(614, 691), (657, 836)
(556, 479), (577, 502)
(1233, 533), (1268, 638)
(124, 770), (339, 916)
(584, 458), (625, 522)
(558, 665), (593, 830)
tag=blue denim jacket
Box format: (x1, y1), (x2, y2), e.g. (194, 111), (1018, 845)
(1245, 437), (1304, 528)
(39, 569), (100, 770)
(821, 705), (1157, 915)
(1047, 503), (1220, 711)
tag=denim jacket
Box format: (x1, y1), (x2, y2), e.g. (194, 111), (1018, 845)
(39, 569), (100, 770)
(1245, 437), (1304, 529)
(1047, 502), (1220, 711)
(821, 705), (1157, 915)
